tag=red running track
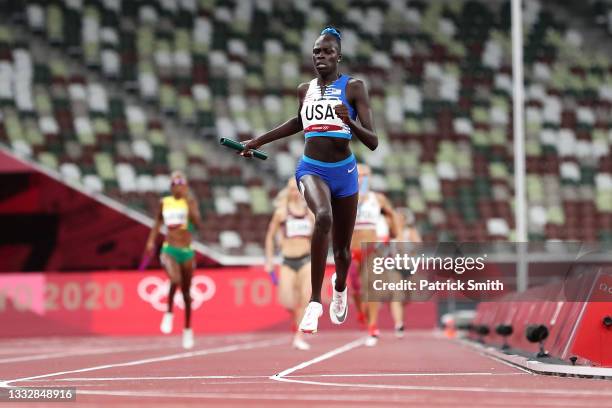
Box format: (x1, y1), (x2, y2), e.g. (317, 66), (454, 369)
(0, 331), (611, 408)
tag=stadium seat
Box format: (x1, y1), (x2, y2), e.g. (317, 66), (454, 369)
(1, 0), (610, 250)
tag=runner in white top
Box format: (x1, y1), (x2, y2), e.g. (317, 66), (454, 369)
(389, 208), (422, 338)
(348, 164), (400, 346)
(265, 179), (314, 350)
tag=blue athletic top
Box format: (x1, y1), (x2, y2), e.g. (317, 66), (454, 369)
(300, 74), (357, 140)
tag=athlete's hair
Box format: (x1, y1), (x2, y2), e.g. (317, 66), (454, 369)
(170, 170), (188, 192)
(171, 170), (186, 180)
(320, 26), (341, 52)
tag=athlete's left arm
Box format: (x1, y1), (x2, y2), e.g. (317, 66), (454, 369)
(376, 193), (401, 240)
(334, 79), (378, 151)
(187, 195), (203, 234)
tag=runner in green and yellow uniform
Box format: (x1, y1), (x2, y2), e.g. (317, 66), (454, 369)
(144, 171), (202, 349)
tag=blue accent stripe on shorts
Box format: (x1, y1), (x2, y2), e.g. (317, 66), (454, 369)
(304, 131), (352, 139)
(301, 153), (355, 168)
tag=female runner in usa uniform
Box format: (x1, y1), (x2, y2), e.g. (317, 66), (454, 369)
(242, 27), (378, 333)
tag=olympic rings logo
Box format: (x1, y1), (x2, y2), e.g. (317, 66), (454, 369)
(137, 275), (216, 312)
(599, 282), (612, 295)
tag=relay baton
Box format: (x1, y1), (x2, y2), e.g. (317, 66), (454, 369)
(219, 138), (268, 160)
(138, 253), (151, 271)
(267, 269), (279, 286)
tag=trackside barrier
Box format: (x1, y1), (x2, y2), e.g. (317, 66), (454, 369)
(470, 268), (612, 367)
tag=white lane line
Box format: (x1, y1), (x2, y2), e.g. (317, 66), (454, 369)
(27, 372), (526, 382)
(481, 352), (534, 375)
(66, 389), (609, 406)
(0, 343), (184, 364)
(271, 336), (366, 379)
(73, 389), (424, 403)
(270, 377), (612, 397)
(270, 336), (610, 398)
(300, 372), (527, 378)
(0, 347), (66, 354)
(30, 375), (272, 381)
(458, 340), (533, 375)
(0, 337), (287, 388)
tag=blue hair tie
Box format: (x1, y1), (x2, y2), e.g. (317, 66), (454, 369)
(320, 27), (341, 41)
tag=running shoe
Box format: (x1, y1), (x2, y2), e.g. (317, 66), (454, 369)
(365, 325), (379, 347)
(299, 301), (323, 333)
(365, 335), (379, 347)
(182, 328), (194, 349)
(395, 324), (405, 339)
(160, 312), (173, 334)
(329, 273), (348, 324)
(292, 337), (311, 351)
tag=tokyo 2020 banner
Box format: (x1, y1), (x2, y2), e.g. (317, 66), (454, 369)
(0, 268), (437, 337)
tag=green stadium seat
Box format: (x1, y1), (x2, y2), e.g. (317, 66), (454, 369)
(94, 152), (116, 181)
(2, 0), (609, 251)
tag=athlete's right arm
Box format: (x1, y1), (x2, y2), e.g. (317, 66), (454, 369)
(241, 83), (309, 154)
(264, 209), (283, 273)
(187, 194), (203, 233)
(145, 200), (163, 255)
(377, 193), (401, 240)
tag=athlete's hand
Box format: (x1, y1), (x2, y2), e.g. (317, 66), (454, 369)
(144, 240), (155, 256)
(267, 269), (279, 286)
(334, 104), (352, 126)
(239, 139), (260, 158)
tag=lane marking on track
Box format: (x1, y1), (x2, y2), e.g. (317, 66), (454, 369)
(0, 337), (287, 388)
(270, 377), (612, 397)
(270, 336), (610, 398)
(298, 372), (528, 378)
(27, 372), (527, 382)
(66, 389), (612, 406)
(458, 340), (533, 375)
(30, 375), (272, 381)
(271, 336), (367, 379)
(477, 351), (534, 374)
(70, 389), (427, 403)
(0, 348), (67, 355)
(0, 343), (190, 364)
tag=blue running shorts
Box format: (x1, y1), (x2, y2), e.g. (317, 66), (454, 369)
(295, 153), (359, 198)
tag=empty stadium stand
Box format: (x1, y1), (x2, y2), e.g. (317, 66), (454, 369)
(0, 0), (610, 256)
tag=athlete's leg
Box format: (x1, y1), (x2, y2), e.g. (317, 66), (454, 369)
(167, 284), (178, 313)
(348, 251), (366, 325)
(368, 301), (381, 328)
(180, 259), (194, 329)
(293, 261), (312, 348)
(299, 175), (332, 303)
(349, 259), (363, 307)
(364, 300), (381, 346)
(366, 246), (382, 327)
(278, 264), (298, 316)
(388, 269), (406, 336)
(330, 193), (358, 291)
(391, 301), (405, 330)
(296, 261), (312, 325)
(160, 253), (181, 312)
